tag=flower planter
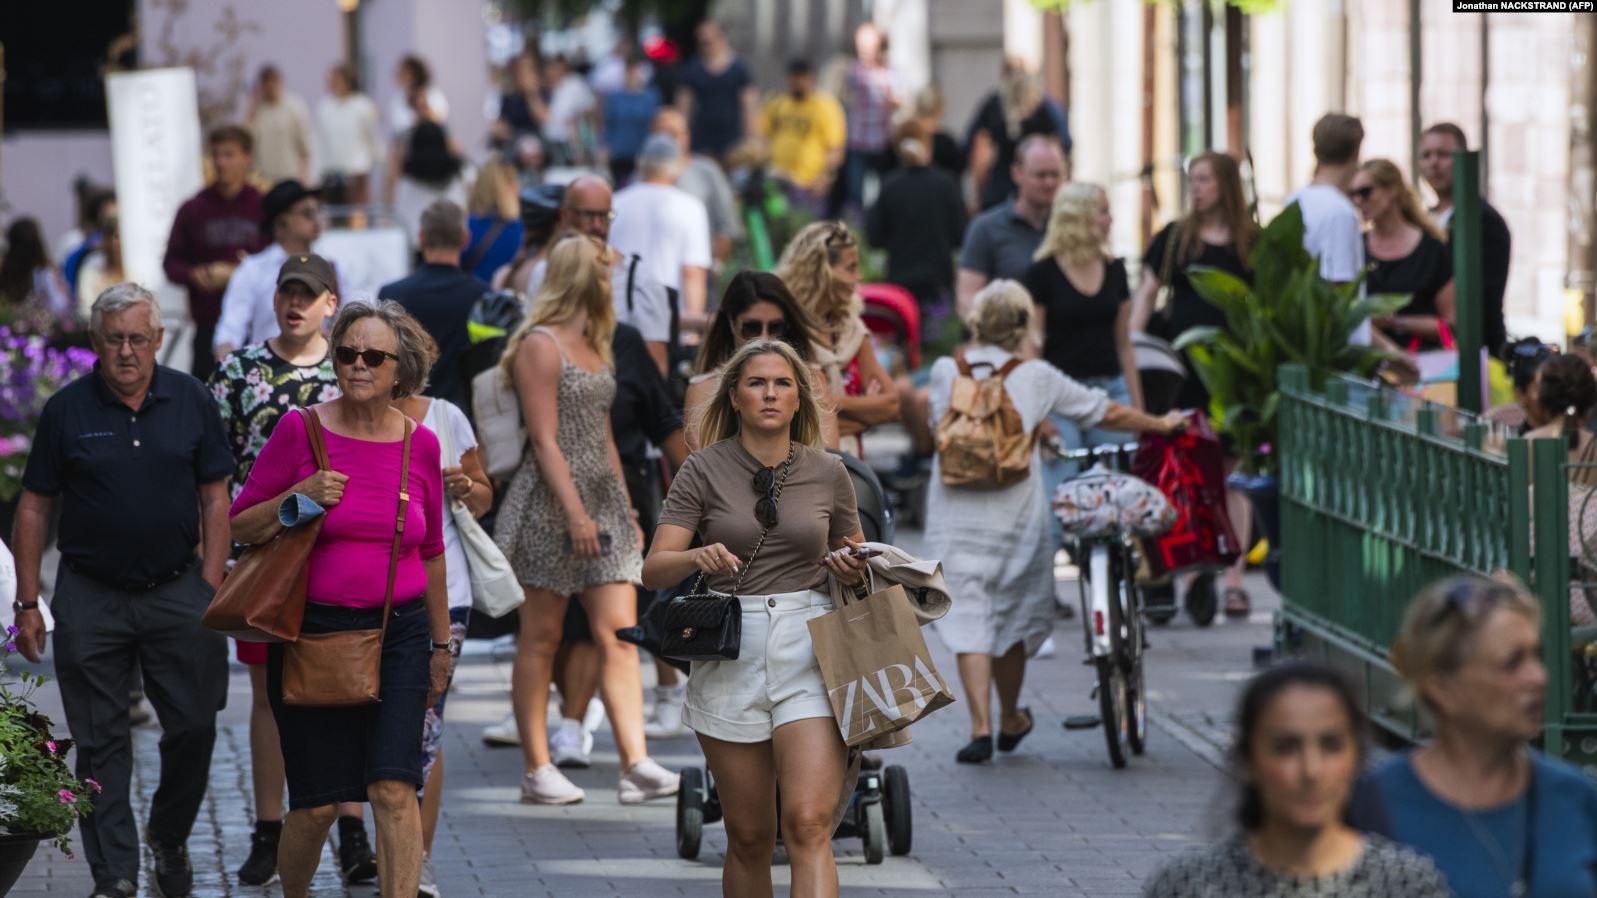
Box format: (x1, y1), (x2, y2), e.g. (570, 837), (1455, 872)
(1229, 472), (1282, 592)
(0, 833), (48, 897)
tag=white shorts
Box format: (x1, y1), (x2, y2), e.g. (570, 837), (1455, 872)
(682, 589), (835, 743)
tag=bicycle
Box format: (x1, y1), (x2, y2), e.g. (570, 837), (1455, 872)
(1057, 441), (1149, 769)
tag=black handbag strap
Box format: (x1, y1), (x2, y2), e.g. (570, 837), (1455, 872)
(691, 444), (795, 598)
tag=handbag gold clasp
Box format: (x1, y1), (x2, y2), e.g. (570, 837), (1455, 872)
(681, 627), (695, 639)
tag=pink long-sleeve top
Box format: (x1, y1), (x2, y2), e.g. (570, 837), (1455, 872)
(231, 409), (446, 608)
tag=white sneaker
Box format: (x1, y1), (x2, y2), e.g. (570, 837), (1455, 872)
(643, 685), (687, 738)
(618, 757), (680, 804)
(481, 711), (520, 747)
(582, 697), (605, 734)
(521, 764), (585, 805)
(550, 719), (592, 769)
(417, 854), (440, 897)
(1035, 636), (1057, 659)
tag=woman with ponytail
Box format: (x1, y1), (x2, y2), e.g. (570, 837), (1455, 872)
(1524, 353), (1597, 625)
(1351, 159), (1455, 350)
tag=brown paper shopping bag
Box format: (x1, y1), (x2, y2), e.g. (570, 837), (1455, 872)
(807, 583), (956, 747)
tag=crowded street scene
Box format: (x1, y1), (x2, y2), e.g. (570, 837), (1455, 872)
(2, 0), (1597, 896)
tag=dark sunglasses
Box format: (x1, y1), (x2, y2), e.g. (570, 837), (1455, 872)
(753, 466), (781, 528)
(1350, 186), (1376, 202)
(334, 346), (400, 368)
(738, 319), (789, 341)
(1428, 578), (1511, 626)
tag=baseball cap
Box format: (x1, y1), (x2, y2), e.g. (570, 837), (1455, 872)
(277, 253), (337, 296)
(260, 180), (321, 235)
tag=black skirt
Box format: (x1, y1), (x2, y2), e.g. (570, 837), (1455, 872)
(267, 598), (431, 809)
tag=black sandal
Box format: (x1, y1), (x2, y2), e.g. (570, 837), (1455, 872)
(955, 736), (993, 764)
(1223, 587), (1252, 618)
(997, 707), (1034, 752)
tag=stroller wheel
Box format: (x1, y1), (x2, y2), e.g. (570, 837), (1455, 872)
(676, 767), (705, 860)
(861, 800), (887, 865)
(1186, 572), (1218, 627)
(1143, 580), (1178, 625)
(884, 765), (912, 856)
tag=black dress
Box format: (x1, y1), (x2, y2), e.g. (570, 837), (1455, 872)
(1365, 232), (1453, 350)
(966, 94), (1063, 211)
(1141, 222), (1252, 411)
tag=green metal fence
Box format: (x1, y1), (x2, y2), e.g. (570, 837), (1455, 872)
(1277, 364), (1597, 769)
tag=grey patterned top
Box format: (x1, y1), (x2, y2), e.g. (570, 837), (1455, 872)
(1142, 835), (1452, 898)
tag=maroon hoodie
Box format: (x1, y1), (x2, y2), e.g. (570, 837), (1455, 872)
(162, 183), (265, 329)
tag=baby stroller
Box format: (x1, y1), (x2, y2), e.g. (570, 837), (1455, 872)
(677, 755), (913, 864)
(859, 283), (922, 377)
(1131, 331), (1189, 623)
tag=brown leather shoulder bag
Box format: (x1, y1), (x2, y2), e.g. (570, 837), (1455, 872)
(281, 412), (414, 708)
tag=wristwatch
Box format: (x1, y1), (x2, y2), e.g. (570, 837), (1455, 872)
(12, 599), (38, 614)
(431, 638), (460, 654)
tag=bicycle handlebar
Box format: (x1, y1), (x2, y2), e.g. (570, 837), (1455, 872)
(1060, 441), (1140, 463)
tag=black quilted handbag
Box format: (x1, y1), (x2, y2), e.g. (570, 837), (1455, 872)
(658, 452), (791, 662)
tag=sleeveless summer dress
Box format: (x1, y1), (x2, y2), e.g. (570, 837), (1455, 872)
(494, 326), (643, 594)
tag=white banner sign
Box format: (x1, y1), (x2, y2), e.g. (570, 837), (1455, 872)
(105, 68), (203, 292)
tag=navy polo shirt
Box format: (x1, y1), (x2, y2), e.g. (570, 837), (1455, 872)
(22, 363), (234, 585)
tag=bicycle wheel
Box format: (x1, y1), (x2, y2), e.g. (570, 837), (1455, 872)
(1096, 655), (1129, 769)
(1120, 557), (1149, 755)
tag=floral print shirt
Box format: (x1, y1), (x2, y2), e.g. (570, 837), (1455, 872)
(208, 342), (339, 498)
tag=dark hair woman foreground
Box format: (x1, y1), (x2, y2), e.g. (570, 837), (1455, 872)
(1142, 662), (1449, 897)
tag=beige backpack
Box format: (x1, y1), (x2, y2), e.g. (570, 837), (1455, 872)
(934, 351), (1032, 489)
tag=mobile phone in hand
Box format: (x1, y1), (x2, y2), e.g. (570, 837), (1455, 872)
(563, 532), (613, 556)
(816, 546), (884, 565)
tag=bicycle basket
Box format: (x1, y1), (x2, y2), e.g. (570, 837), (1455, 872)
(1053, 466), (1176, 540)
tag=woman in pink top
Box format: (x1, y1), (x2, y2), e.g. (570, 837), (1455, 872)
(230, 301), (448, 898)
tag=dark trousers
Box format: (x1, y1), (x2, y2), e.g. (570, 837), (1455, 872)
(51, 562), (227, 885)
(190, 326), (217, 381)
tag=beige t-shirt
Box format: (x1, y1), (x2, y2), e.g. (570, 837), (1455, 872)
(659, 440), (860, 596)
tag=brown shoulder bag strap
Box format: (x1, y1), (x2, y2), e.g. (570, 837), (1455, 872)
(377, 417), (414, 642)
(995, 356), (1025, 379)
(301, 406), (332, 471)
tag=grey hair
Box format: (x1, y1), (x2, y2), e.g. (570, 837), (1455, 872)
(418, 198), (467, 250)
(90, 282), (162, 334)
(327, 300), (439, 399)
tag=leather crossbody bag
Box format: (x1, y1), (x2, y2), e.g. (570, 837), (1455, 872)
(281, 413), (414, 707)
(658, 453), (792, 662)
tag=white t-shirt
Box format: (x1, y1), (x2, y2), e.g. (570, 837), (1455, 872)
(1287, 182), (1368, 343)
(526, 253), (674, 344)
(424, 398), (480, 611)
(544, 75), (595, 143)
(608, 182), (712, 294)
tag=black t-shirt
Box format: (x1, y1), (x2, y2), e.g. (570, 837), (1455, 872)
(680, 57), (752, 157)
(22, 365), (235, 585)
(1366, 232), (1453, 321)
(1142, 222), (1253, 339)
(967, 94), (1062, 211)
(378, 263), (491, 412)
(609, 322), (681, 468)
(1023, 257), (1130, 380)
(1445, 198), (1511, 356)
(865, 166), (966, 297)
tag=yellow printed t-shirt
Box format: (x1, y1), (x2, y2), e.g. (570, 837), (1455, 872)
(757, 92), (846, 188)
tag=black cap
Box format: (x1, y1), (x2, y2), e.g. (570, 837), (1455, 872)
(277, 253), (337, 296)
(260, 180), (320, 236)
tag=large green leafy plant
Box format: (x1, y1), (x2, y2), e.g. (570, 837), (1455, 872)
(1173, 202), (1407, 475)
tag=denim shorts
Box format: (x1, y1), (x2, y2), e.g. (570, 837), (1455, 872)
(267, 598), (430, 809)
(683, 590), (835, 743)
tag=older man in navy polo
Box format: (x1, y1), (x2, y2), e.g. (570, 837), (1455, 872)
(12, 283), (233, 898)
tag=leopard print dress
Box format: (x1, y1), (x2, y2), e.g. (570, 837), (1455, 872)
(494, 327), (642, 594)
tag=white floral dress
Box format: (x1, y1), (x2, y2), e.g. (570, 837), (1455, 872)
(208, 342), (340, 498)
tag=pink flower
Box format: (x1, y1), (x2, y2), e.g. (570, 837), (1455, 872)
(45, 741), (57, 753)
(84, 778), (102, 793)
(57, 790), (75, 804)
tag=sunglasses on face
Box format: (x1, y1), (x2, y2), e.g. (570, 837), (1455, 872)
(1350, 186), (1377, 202)
(334, 346), (399, 368)
(753, 466), (781, 528)
(738, 319), (789, 341)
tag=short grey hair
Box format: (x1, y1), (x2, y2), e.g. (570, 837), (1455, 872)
(327, 300), (439, 399)
(90, 282), (163, 334)
(418, 199), (467, 251)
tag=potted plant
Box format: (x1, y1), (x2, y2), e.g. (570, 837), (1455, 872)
(0, 635), (97, 897)
(0, 330), (97, 537)
(1173, 202), (1407, 588)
